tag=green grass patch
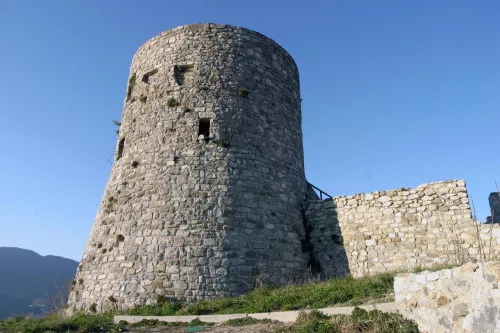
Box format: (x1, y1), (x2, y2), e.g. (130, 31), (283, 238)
(0, 313), (121, 333)
(287, 307), (419, 333)
(121, 272), (395, 316)
(224, 317), (277, 326)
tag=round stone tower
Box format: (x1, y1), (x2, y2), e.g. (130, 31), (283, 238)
(68, 23), (308, 312)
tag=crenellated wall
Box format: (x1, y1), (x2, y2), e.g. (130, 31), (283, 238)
(306, 180), (500, 277)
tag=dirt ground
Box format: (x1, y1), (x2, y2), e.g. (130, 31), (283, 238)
(127, 323), (288, 332)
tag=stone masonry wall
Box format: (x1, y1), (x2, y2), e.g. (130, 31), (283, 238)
(395, 261), (500, 333)
(306, 180), (500, 278)
(68, 23), (308, 313)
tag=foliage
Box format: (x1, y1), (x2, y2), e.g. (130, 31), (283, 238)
(0, 313), (122, 333)
(238, 88), (249, 98)
(167, 98), (179, 107)
(285, 307), (419, 333)
(139, 95), (147, 103)
(122, 272), (395, 316)
(224, 317), (276, 326)
(131, 161), (139, 168)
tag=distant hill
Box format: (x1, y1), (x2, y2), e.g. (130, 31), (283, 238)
(0, 247), (78, 319)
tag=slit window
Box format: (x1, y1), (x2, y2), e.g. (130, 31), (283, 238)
(142, 69), (158, 84)
(116, 138), (125, 160)
(198, 119), (210, 138)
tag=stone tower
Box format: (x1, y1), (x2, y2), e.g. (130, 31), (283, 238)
(68, 23), (308, 312)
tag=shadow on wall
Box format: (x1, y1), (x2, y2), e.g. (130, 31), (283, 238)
(303, 198), (351, 279)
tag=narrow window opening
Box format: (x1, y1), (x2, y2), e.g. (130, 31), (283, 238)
(126, 73), (136, 102)
(198, 119), (210, 142)
(116, 138), (125, 160)
(174, 64), (194, 85)
(142, 69), (158, 84)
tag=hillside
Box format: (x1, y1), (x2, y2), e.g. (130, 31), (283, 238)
(0, 247), (78, 319)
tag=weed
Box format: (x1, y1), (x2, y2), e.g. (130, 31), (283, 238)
(78, 279), (83, 285)
(112, 120), (121, 127)
(126, 73), (136, 102)
(89, 303), (97, 313)
(224, 317), (276, 326)
(139, 95), (147, 103)
(0, 313), (116, 333)
(238, 88), (249, 98)
(116, 234), (125, 242)
(101, 249), (107, 254)
(210, 139), (230, 148)
(71, 280), (76, 286)
(122, 272), (395, 316)
(167, 98), (179, 107)
(97, 243), (103, 248)
(131, 161), (139, 168)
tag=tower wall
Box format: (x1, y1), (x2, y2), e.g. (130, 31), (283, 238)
(68, 24), (308, 312)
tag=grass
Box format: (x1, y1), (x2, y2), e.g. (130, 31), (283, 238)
(121, 272), (395, 316)
(1, 268), (447, 332)
(287, 307), (419, 333)
(224, 317), (277, 326)
(0, 313), (122, 333)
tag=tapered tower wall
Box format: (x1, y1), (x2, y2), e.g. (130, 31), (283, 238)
(68, 23), (308, 312)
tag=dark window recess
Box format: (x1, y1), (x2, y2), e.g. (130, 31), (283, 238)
(142, 69), (158, 84)
(174, 64), (194, 85)
(116, 138), (125, 160)
(198, 119), (210, 140)
(126, 73), (136, 102)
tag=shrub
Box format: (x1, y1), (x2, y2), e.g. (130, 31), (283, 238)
(116, 234), (125, 242)
(139, 95), (147, 103)
(167, 98), (179, 107)
(131, 161), (139, 168)
(238, 88), (249, 98)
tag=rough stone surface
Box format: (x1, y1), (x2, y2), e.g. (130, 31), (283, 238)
(68, 23), (308, 313)
(395, 261), (500, 333)
(306, 180), (500, 277)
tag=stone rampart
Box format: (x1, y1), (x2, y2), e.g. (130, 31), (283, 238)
(395, 261), (500, 333)
(306, 180), (500, 277)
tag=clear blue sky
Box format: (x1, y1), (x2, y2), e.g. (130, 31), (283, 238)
(1, 1), (498, 261)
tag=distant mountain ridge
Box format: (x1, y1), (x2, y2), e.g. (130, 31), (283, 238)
(0, 247), (78, 319)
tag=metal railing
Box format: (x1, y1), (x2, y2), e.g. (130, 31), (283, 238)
(307, 182), (332, 200)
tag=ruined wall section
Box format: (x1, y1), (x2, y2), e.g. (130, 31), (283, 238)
(307, 180), (500, 277)
(68, 23), (307, 313)
(395, 262), (500, 333)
